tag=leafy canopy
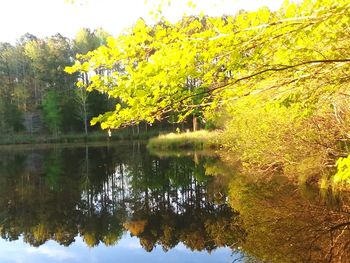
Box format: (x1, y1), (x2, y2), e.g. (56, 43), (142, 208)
(66, 0), (350, 130)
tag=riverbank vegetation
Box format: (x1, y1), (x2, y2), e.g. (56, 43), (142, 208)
(0, 128), (161, 145)
(66, 0), (350, 188)
(147, 130), (220, 150)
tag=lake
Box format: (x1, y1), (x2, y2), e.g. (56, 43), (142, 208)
(0, 142), (349, 262)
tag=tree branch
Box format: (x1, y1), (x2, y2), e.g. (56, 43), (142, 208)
(173, 58), (350, 107)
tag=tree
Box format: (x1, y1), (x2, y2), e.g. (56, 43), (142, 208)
(0, 43), (26, 132)
(66, 0), (350, 184)
(66, 0), (350, 125)
(71, 28), (111, 134)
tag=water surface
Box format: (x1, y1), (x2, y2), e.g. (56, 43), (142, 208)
(0, 142), (349, 262)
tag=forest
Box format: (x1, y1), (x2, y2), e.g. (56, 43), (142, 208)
(0, 28), (114, 137)
(2, 0), (350, 188)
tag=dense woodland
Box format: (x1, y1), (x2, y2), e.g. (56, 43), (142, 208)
(0, 29), (113, 136)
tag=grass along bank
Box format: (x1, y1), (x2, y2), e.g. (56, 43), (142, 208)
(147, 130), (221, 150)
(147, 125), (349, 191)
(0, 129), (162, 146)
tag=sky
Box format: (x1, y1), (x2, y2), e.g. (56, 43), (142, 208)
(0, 0), (285, 43)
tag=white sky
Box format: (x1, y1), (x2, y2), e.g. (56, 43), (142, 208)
(0, 0), (285, 43)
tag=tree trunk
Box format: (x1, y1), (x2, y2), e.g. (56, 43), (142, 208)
(192, 115), (198, 131)
(83, 103), (88, 135)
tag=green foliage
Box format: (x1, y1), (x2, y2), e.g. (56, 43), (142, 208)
(42, 90), (62, 135)
(66, 0), (350, 130)
(63, 0), (350, 187)
(45, 150), (64, 191)
(333, 155), (350, 186)
(74, 28), (110, 54)
(0, 28), (114, 138)
(4, 103), (24, 132)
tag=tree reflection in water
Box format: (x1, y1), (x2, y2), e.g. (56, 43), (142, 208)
(0, 143), (244, 252)
(229, 174), (350, 263)
(0, 143), (349, 262)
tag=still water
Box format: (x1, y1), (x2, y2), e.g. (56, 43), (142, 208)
(0, 142), (349, 262)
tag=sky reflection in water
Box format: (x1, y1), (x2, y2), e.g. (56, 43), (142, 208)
(0, 235), (237, 263)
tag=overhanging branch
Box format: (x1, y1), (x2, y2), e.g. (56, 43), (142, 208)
(174, 58), (350, 106)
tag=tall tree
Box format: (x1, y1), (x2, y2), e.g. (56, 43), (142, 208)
(72, 28), (111, 134)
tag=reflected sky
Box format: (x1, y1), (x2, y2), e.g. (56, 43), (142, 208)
(0, 234), (237, 263)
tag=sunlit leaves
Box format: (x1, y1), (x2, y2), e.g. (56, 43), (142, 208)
(66, 0), (350, 138)
(333, 156), (350, 187)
